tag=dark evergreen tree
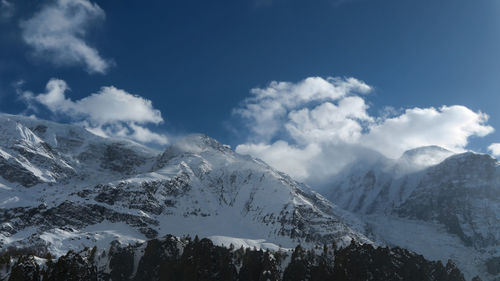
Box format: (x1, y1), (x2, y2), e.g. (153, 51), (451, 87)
(0, 234), (469, 281)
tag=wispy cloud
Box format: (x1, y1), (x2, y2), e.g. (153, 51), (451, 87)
(0, 0), (14, 21)
(20, 0), (111, 74)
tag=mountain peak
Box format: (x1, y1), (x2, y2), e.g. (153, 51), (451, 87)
(154, 134), (233, 169)
(398, 145), (454, 169)
(439, 150), (497, 168)
(0, 115), (44, 145)
(173, 134), (232, 153)
(401, 145), (451, 157)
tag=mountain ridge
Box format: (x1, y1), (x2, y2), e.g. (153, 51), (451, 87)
(0, 114), (486, 280)
(324, 145), (500, 280)
(0, 114), (369, 258)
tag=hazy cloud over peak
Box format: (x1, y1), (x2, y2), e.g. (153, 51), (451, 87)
(234, 76), (494, 186)
(363, 105), (493, 158)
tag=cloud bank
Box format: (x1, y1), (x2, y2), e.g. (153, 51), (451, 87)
(234, 77), (493, 186)
(23, 79), (168, 145)
(20, 0), (111, 74)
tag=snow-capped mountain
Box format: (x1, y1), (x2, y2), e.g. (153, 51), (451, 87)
(324, 145), (453, 214)
(397, 152), (500, 248)
(0, 114), (483, 280)
(324, 146), (500, 280)
(0, 114), (158, 188)
(0, 114), (369, 258)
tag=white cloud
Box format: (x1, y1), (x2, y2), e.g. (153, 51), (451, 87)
(285, 97), (372, 145)
(234, 76), (371, 142)
(488, 143), (500, 157)
(362, 106), (493, 158)
(234, 77), (494, 186)
(20, 0), (111, 74)
(23, 78), (168, 145)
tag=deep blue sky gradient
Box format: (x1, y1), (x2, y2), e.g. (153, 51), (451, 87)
(1, 0), (500, 151)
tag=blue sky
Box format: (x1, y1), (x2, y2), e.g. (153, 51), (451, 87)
(1, 0), (500, 185)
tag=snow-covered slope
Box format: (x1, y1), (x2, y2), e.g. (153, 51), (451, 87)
(324, 146), (453, 214)
(324, 146), (500, 280)
(397, 152), (500, 248)
(0, 114), (369, 258)
(0, 114), (158, 189)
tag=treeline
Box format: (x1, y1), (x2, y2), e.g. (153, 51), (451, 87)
(0, 234), (471, 281)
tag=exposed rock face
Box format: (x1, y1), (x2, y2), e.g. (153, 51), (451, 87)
(0, 202), (159, 242)
(486, 257), (500, 276)
(0, 156), (41, 187)
(325, 147), (500, 280)
(324, 146), (454, 215)
(396, 153), (500, 248)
